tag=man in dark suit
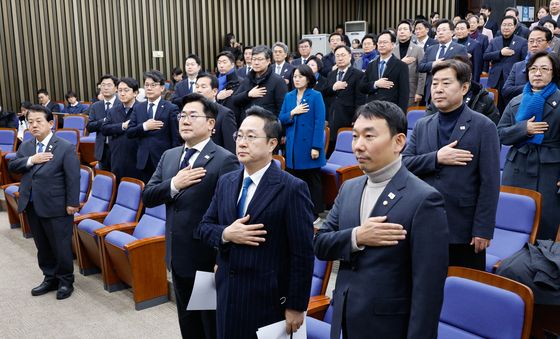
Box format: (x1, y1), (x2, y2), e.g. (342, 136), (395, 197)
(143, 93), (238, 339)
(171, 54), (202, 101)
(323, 45), (366, 150)
(214, 51), (242, 126)
(195, 73), (237, 153)
(497, 7), (530, 39)
(419, 19), (469, 103)
(87, 74), (120, 170)
(480, 5), (499, 36)
(37, 88), (61, 113)
(127, 70), (180, 183)
(503, 26), (552, 101)
(315, 101), (449, 339)
(455, 20), (483, 83)
(539, 0), (560, 28)
(403, 59), (500, 270)
(232, 45), (288, 118)
(320, 33), (344, 77)
(9, 105), (80, 299)
(292, 38), (313, 66)
(413, 20), (437, 51)
(360, 30), (409, 113)
(237, 46), (253, 80)
(199, 107), (314, 339)
(101, 77), (142, 182)
(272, 42), (295, 89)
(484, 15), (528, 112)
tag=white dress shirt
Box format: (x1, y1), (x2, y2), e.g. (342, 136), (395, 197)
(26, 132), (53, 167)
(170, 137), (211, 197)
(142, 96), (162, 131)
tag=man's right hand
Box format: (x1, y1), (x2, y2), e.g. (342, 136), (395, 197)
(222, 215), (267, 246)
(171, 166), (206, 190)
(500, 47), (515, 57)
(375, 78), (394, 89)
(248, 86), (267, 98)
(526, 116), (549, 135)
(30, 152), (53, 165)
(144, 119), (164, 131)
(356, 216), (406, 247)
(437, 140), (473, 166)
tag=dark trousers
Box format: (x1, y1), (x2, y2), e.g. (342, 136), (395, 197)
(26, 203), (74, 286)
(449, 243), (486, 271)
(139, 160), (156, 184)
(98, 143), (111, 171)
(287, 167), (324, 216)
(171, 268), (217, 339)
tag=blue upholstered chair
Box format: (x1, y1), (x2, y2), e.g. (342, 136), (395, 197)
(406, 109), (425, 138)
(63, 114), (88, 136)
(55, 128), (80, 151)
(79, 132), (96, 164)
(1, 183), (20, 228)
(0, 128), (17, 154)
(479, 76), (488, 88)
(75, 177), (144, 275)
(499, 144), (511, 181)
(310, 257), (332, 297)
(97, 204), (167, 310)
(439, 266), (534, 339)
(307, 298), (339, 339)
(79, 165), (94, 206)
(272, 154), (285, 170)
(486, 186), (541, 272)
(321, 129), (361, 208)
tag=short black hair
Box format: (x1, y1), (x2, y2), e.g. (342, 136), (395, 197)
(172, 67), (183, 76)
(481, 4), (492, 11)
(354, 101), (407, 136)
(361, 33), (377, 45)
(243, 45), (253, 52)
(252, 45), (272, 60)
(504, 7), (519, 17)
(196, 72), (219, 90)
(216, 51), (235, 63)
(334, 45), (351, 55)
(144, 70), (165, 85)
(328, 32), (343, 42)
(99, 74), (119, 86)
(530, 25), (553, 42)
(435, 19), (454, 31)
(502, 15), (518, 26)
(543, 18), (558, 28)
(185, 54), (201, 65)
(432, 59), (472, 85)
(21, 100), (32, 109)
(378, 30), (396, 43)
(37, 88), (49, 96)
(430, 11), (440, 19)
(335, 24), (345, 31)
(294, 64), (316, 88)
(414, 19), (430, 30)
(398, 20), (413, 31)
(65, 91), (78, 100)
(305, 55), (323, 71)
(298, 38), (312, 47)
(245, 106), (281, 141)
(27, 104), (53, 122)
(526, 50), (560, 84)
(118, 77), (140, 92)
(178, 93), (217, 119)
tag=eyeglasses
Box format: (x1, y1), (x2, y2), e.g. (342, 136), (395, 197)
(528, 38), (547, 45)
(177, 113), (209, 121)
(251, 57), (267, 62)
(144, 82), (161, 88)
(233, 132), (268, 143)
(528, 66), (553, 74)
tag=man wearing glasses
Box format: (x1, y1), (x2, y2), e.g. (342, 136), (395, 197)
(127, 70), (181, 183)
(199, 106), (314, 339)
(143, 93), (238, 339)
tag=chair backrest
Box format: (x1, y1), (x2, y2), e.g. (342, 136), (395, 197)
(328, 130), (356, 166)
(55, 128), (80, 151)
(487, 186), (541, 269)
(480, 77), (488, 88)
(310, 257), (333, 297)
(499, 144), (510, 171)
(487, 88), (498, 105)
(272, 155), (285, 170)
(407, 110), (425, 136)
(133, 204), (167, 239)
(57, 103), (65, 112)
(63, 115), (88, 136)
(79, 165), (94, 204)
(439, 267), (533, 339)
(103, 177), (144, 225)
(0, 128), (17, 152)
(79, 170), (117, 215)
(23, 129), (33, 142)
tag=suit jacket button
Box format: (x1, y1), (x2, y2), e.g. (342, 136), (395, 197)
(351, 266), (357, 271)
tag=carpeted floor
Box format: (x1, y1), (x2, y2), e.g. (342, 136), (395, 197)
(0, 211), (182, 339)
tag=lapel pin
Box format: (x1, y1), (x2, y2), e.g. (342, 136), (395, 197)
(460, 125), (466, 130)
(553, 101), (557, 106)
(388, 192), (395, 200)
(382, 201), (388, 206)
(48, 145), (53, 151)
(204, 155), (210, 159)
(512, 41), (516, 45)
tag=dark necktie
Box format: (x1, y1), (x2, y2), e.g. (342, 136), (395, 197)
(148, 103), (155, 120)
(189, 81), (195, 93)
(237, 177), (253, 218)
(378, 60), (386, 78)
(437, 44), (446, 59)
(105, 102), (111, 112)
(337, 71), (345, 81)
(179, 148), (197, 170)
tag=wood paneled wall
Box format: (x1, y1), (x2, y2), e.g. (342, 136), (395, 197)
(0, 0), (305, 111)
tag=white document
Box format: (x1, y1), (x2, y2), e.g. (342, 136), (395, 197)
(256, 314), (307, 339)
(186, 271), (216, 310)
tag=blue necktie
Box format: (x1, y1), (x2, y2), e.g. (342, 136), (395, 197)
(105, 102), (111, 112)
(437, 44), (446, 59)
(37, 142), (44, 153)
(148, 103), (155, 120)
(378, 60), (386, 78)
(237, 177), (253, 218)
(179, 148), (197, 170)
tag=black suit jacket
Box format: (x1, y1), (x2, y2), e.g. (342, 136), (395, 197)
(101, 101), (142, 181)
(217, 71), (242, 126)
(323, 67), (366, 140)
(126, 98), (180, 170)
(87, 98), (120, 160)
(9, 134), (80, 217)
(360, 56), (410, 113)
(143, 140), (238, 277)
(213, 103), (237, 154)
(45, 101), (61, 113)
(232, 66), (288, 117)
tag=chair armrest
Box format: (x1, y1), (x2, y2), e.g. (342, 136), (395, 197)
(73, 211), (108, 224)
(79, 202), (85, 208)
(125, 235), (165, 252)
(336, 165), (363, 184)
(14, 191), (19, 199)
(307, 295), (331, 319)
(93, 222), (139, 238)
(493, 260), (502, 272)
(1, 183), (19, 191)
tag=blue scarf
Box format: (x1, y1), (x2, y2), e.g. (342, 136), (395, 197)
(218, 69), (234, 91)
(515, 81), (557, 145)
(361, 51), (379, 70)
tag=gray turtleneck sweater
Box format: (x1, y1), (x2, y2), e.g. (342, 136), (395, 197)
(352, 156), (402, 251)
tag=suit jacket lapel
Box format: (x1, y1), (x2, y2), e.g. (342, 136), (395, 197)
(426, 114), (439, 151)
(369, 166), (408, 217)
(384, 57), (397, 76)
(444, 42), (456, 58)
(32, 135), (58, 175)
(349, 176), (367, 229)
(192, 140), (216, 169)
(448, 107), (472, 143)
(155, 101), (165, 120)
(245, 162), (283, 221)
